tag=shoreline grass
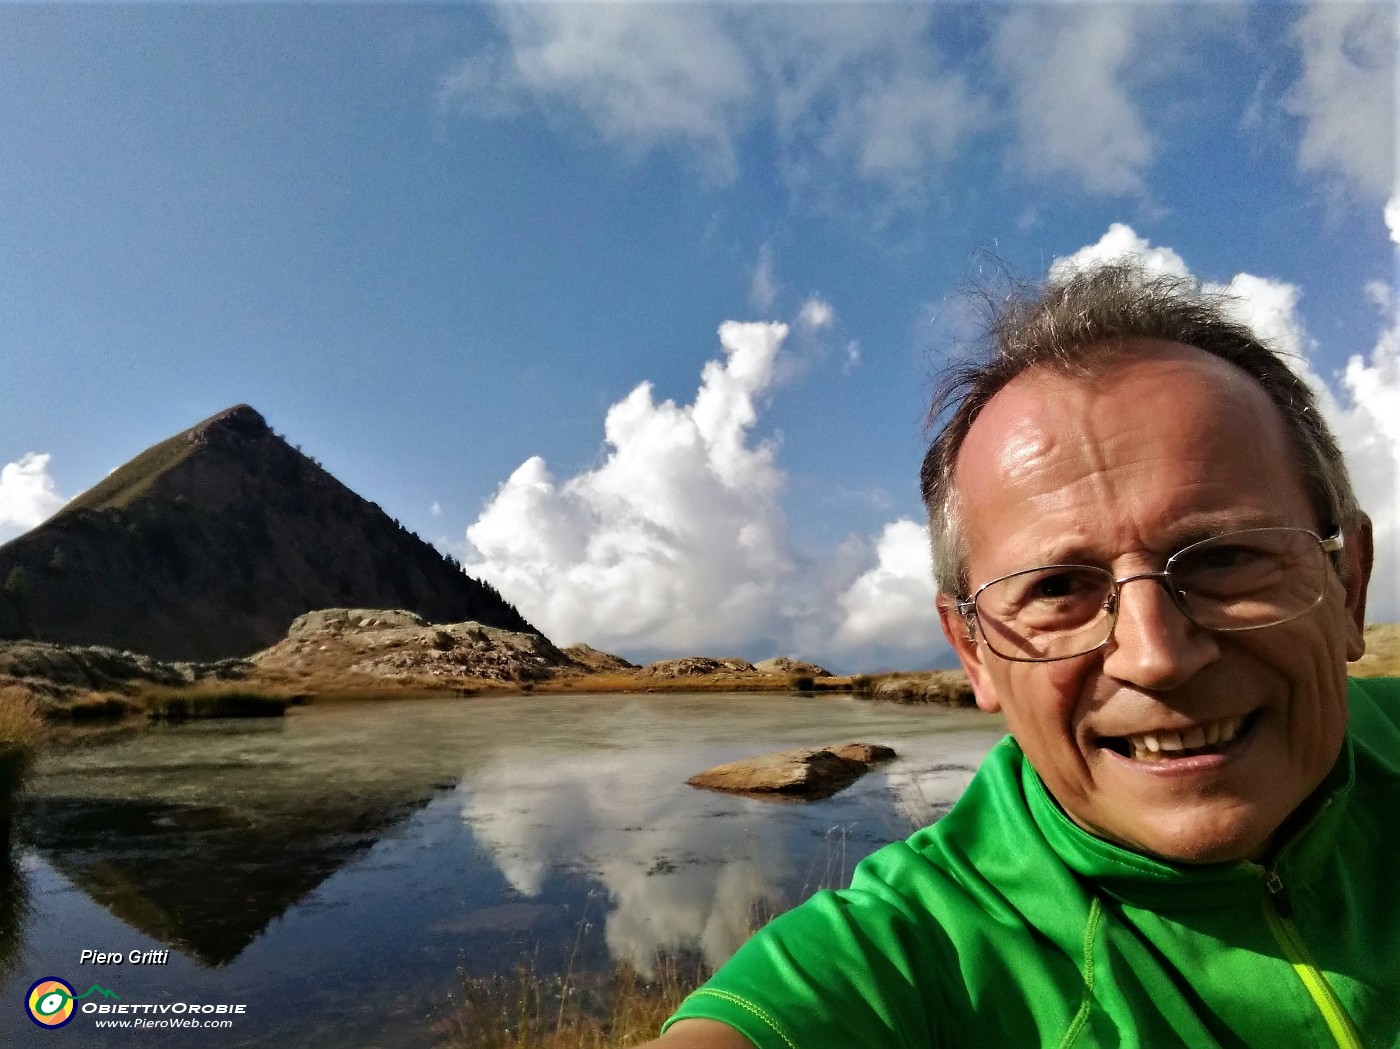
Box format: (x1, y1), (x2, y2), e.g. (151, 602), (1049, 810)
(142, 688), (291, 720)
(439, 955), (710, 1049)
(0, 684), (46, 839)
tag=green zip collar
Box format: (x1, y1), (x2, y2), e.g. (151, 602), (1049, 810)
(1017, 732), (1356, 913)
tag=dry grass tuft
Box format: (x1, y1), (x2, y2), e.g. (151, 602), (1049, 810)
(1354, 624), (1400, 678)
(439, 956), (708, 1049)
(0, 683), (46, 750)
(1, 683), (47, 832)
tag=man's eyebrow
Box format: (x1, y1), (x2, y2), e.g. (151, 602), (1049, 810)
(1022, 512), (1298, 568)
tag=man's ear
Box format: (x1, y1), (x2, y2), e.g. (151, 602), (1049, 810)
(937, 595), (1002, 713)
(1341, 514), (1373, 663)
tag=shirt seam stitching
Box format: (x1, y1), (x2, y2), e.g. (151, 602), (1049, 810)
(1057, 895), (1102, 1049)
(685, 989), (800, 1049)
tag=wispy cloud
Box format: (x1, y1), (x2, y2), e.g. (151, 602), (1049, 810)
(992, 6), (1155, 196)
(441, 6), (985, 203)
(749, 242), (779, 314)
(442, 6), (1286, 208)
(797, 296), (834, 332)
(1285, 2), (1397, 202)
(0, 453), (66, 542)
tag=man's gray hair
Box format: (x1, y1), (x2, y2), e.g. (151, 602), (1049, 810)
(920, 261), (1361, 597)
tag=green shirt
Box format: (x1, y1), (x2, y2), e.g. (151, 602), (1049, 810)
(665, 677), (1400, 1048)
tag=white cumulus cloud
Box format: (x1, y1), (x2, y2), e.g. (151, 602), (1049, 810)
(463, 316), (944, 668)
(465, 321), (795, 654)
(833, 519), (939, 652)
(1049, 222), (1190, 280)
(0, 453), (66, 540)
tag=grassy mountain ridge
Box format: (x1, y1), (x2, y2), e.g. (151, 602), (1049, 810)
(0, 405), (536, 661)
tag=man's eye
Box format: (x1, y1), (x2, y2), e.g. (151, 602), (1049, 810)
(1031, 573), (1081, 599)
(1191, 545), (1261, 572)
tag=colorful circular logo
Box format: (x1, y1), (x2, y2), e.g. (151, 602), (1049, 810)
(26, 977), (76, 1028)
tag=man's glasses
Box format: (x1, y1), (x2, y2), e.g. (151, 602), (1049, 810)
(956, 527), (1344, 663)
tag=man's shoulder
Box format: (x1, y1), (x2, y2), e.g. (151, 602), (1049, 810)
(1348, 676), (1400, 771)
(851, 736), (1072, 916)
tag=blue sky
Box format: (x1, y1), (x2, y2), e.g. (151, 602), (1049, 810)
(1, 3), (1395, 672)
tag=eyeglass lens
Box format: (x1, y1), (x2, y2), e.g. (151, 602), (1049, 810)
(972, 528), (1330, 662)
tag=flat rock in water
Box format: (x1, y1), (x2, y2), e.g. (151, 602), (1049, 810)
(686, 742), (897, 800)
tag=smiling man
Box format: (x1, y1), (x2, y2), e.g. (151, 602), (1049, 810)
(642, 263), (1400, 1048)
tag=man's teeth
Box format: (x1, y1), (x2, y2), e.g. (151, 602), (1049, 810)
(1124, 717), (1245, 761)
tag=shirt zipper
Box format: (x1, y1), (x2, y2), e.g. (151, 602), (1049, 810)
(1260, 870), (1364, 1049)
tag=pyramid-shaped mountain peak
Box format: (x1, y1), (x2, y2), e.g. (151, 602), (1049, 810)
(0, 407), (537, 661)
(188, 403), (269, 441)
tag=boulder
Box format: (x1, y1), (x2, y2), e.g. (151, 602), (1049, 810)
(686, 742), (897, 800)
(827, 742), (896, 764)
(753, 657), (831, 678)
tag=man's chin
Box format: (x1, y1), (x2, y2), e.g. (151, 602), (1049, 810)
(1089, 805), (1275, 866)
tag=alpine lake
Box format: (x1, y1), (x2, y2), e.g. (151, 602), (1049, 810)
(1, 692), (1005, 1047)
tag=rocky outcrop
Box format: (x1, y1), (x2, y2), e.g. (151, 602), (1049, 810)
(642, 657), (756, 678)
(686, 742), (897, 800)
(753, 657), (831, 678)
(252, 609), (575, 683)
(562, 644), (637, 673)
(0, 639), (249, 699)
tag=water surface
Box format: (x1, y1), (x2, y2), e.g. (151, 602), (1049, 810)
(2, 692), (1004, 1047)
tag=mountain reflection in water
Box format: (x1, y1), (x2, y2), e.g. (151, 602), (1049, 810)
(1, 694), (1003, 1048)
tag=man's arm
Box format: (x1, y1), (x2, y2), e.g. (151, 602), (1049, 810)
(634, 1018), (756, 1048)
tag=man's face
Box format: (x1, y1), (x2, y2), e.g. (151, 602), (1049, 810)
(939, 341), (1371, 864)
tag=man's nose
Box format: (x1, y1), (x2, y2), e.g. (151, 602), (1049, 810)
(1100, 574), (1220, 689)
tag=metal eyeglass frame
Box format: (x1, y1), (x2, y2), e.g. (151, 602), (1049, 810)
(954, 527), (1345, 663)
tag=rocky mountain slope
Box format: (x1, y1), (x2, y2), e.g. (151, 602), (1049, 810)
(0, 405), (536, 661)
